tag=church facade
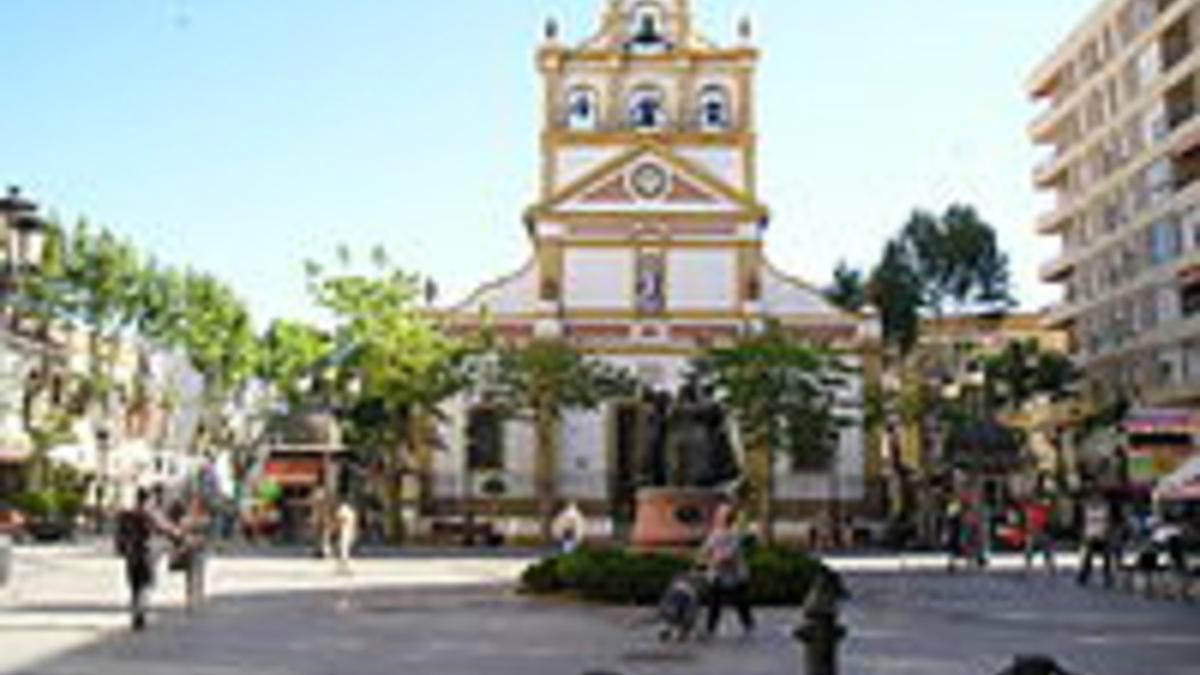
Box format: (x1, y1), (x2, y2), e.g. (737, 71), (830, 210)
(432, 0), (882, 541)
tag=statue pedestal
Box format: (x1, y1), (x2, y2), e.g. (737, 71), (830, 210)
(630, 487), (725, 551)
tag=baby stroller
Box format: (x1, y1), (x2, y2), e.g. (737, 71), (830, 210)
(656, 570), (710, 642)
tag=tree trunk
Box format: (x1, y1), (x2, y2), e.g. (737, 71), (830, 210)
(534, 411), (559, 544)
(410, 411), (434, 517)
(383, 445), (406, 545)
(747, 442), (774, 545)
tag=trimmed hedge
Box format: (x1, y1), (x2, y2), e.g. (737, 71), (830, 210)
(520, 544), (834, 606)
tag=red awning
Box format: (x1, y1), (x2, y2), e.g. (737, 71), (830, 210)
(1178, 265), (1200, 286)
(263, 457), (323, 487)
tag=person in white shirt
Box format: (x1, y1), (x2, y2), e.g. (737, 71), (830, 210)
(551, 501), (586, 554)
(1077, 495), (1116, 588)
(334, 501), (357, 573)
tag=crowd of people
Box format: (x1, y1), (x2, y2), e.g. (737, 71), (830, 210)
(113, 485), (361, 631)
(939, 486), (1196, 596)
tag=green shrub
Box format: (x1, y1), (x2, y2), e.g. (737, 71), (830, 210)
(520, 545), (833, 606)
(520, 556), (563, 594)
(12, 489), (85, 519)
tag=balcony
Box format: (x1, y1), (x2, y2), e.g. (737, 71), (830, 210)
(1041, 301), (1078, 329)
(1035, 199), (1075, 234)
(1033, 152), (1070, 188)
(1039, 254), (1076, 283)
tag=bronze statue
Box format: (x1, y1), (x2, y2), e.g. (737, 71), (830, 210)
(643, 382), (740, 489)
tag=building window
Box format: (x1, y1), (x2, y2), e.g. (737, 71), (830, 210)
(1182, 281), (1200, 318)
(697, 85), (731, 131)
(1149, 216), (1183, 265)
(565, 87), (599, 131)
(628, 86), (666, 130)
(466, 407), (504, 471)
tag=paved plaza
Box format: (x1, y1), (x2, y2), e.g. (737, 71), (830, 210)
(1, 544), (1198, 675)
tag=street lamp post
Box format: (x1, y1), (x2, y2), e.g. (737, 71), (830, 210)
(963, 368), (992, 565)
(0, 187), (48, 500)
(0, 186), (47, 326)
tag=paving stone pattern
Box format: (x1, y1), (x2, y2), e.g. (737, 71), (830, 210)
(3, 547), (1199, 675)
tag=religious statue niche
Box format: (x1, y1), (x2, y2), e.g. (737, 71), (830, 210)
(640, 381), (741, 490)
(636, 250), (665, 315)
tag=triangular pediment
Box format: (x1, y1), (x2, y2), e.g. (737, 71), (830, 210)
(528, 141), (767, 221)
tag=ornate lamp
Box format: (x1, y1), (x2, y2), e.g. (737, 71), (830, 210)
(0, 186), (41, 274)
(10, 214), (47, 273)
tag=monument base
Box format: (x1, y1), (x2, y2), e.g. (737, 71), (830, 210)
(630, 487), (726, 551)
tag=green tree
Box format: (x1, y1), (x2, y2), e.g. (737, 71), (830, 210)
(866, 240), (923, 354)
(258, 319), (333, 407)
(900, 205), (1013, 316)
(983, 339), (1080, 412)
(478, 338), (635, 542)
(692, 324), (848, 544)
(824, 261), (866, 313)
(307, 248), (472, 542)
(61, 223), (144, 425)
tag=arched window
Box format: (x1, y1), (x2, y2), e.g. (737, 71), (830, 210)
(628, 2), (669, 52)
(628, 86), (666, 130)
(565, 87), (599, 131)
(698, 85), (731, 131)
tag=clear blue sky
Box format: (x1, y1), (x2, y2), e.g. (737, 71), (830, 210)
(0, 0), (1094, 325)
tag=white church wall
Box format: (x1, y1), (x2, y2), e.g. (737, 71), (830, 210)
(676, 146), (744, 189)
(559, 409), (608, 501)
(501, 420), (538, 498)
(564, 248), (634, 309)
(760, 264), (843, 316)
(457, 262), (539, 315)
(556, 147), (626, 190)
(666, 249), (737, 310)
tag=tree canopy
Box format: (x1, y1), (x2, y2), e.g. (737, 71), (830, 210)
(824, 261), (867, 313)
(863, 204), (1014, 354)
(692, 323), (849, 541)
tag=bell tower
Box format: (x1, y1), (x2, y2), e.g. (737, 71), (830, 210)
(529, 0), (766, 331)
(443, 0), (879, 537)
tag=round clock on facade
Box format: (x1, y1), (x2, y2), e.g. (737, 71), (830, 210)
(630, 163), (669, 200)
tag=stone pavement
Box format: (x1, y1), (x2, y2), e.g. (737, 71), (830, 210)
(1, 545), (1198, 675)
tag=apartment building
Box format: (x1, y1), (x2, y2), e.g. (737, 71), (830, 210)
(1030, 0), (1200, 408)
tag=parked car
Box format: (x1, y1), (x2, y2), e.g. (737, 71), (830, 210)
(0, 503), (28, 542)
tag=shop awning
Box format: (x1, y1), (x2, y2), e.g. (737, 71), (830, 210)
(1123, 408), (1200, 435)
(0, 448), (30, 465)
(1156, 455), (1200, 503)
(263, 457), (324, 487)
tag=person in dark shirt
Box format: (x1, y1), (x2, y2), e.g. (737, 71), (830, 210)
(115, 488), (179, 631)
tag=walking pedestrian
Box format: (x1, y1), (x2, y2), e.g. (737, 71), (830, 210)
(311, 488), (334, 559)
(699, 504), (754, 638)
(178, 495), (210, 612)
(551, 501), (586, 554)
(945, 498), (966, 573)
(1023, 497), (1057, 574)
(115, 488), (178, 631)
(1077, 494), (1116, 588)
(334, 499), (358, 574)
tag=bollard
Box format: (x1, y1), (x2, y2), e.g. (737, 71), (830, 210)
(794, 569), (847, 675)
(0, 534), (11, 587)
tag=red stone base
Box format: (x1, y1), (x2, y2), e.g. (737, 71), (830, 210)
(630, 487), (726, 551)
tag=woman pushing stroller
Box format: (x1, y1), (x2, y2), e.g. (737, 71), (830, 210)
(697, 503), (755, 639)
